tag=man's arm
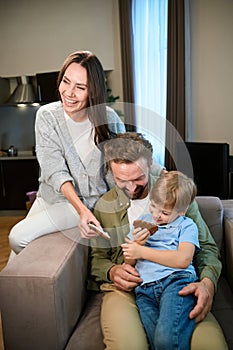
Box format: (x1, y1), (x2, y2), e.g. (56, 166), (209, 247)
(89, 192), (142, 291)
(90, 242), (142, 292)
(89, 205), (126, 285)
(181, 199), (222, 322)
(186, 200), (222, 290)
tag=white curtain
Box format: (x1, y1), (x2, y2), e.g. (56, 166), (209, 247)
(131, 0), (168, 167)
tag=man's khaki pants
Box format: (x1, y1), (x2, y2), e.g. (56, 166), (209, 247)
(100, 284), (228, 350)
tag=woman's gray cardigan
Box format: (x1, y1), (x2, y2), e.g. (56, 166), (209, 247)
(35, 101), (125, 209)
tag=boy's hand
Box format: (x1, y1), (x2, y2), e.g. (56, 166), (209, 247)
(122, 238), (142, 260)
(133, 227), (150, 245)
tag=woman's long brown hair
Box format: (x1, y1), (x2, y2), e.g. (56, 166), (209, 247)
(57, 51), (117, 144)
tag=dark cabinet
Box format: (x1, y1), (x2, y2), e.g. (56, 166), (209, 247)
(176, 142), (230, 200)
(0, 158), (39, 210)
(36, 72), (59, 103)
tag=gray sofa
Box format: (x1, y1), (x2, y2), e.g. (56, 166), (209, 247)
(0, 197), (233, 350)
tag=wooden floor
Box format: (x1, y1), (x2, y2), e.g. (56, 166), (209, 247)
(0, 215), (25, 271)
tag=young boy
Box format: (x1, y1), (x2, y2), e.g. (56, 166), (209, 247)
(122, 170), (199, 350)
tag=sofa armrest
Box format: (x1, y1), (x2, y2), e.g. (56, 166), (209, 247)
(195, 196), (224, 250)
(0, 231), (88, 350)
(222, 199), (233, 293)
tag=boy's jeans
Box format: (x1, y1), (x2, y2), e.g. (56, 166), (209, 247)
(135, 271), (197, 350)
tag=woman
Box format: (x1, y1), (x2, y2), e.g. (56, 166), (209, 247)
(9, 51), (125, 258)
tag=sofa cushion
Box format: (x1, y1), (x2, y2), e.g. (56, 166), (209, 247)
(212, 276), (233, 349)
(66, 292), (104, 350)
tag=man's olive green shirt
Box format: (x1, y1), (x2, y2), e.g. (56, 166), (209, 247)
(88, 175), (222, 291)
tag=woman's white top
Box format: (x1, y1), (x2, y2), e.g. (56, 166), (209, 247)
(64, 112), (95, 163)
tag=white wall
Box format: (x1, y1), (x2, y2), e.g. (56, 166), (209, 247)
(3, 0), (231, 154)
(0, 0), (115, 76)
(190, 0), (233, 153)
(107, 0), (123, 103)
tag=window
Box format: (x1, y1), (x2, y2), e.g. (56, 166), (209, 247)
(131, 0), (168, 167)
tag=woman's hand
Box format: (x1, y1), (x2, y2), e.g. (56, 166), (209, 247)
(78, 206), (102, 239)
(61, 181), (101, 239)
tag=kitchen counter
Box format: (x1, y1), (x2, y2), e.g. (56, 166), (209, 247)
(0, 151), (36, 160)
(0, 156), (37, 160)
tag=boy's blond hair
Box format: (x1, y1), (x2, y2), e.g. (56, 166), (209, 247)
(150, 171), (197, 212)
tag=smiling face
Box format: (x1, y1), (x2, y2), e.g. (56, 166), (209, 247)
(149, 199), (185, 225)
(58, 62), (89, 119)
(110, 157), (151, 200)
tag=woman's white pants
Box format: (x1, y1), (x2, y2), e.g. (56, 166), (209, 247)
(8, 197), (80, 259)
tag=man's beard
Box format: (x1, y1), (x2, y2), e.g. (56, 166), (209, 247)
(123, 183), (149, 200)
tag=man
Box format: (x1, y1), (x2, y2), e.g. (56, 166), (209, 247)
(81, 132), (226, 350)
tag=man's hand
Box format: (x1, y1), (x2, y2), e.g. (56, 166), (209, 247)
(109, 263), (142, 292)
(179, 278), (215, 323)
